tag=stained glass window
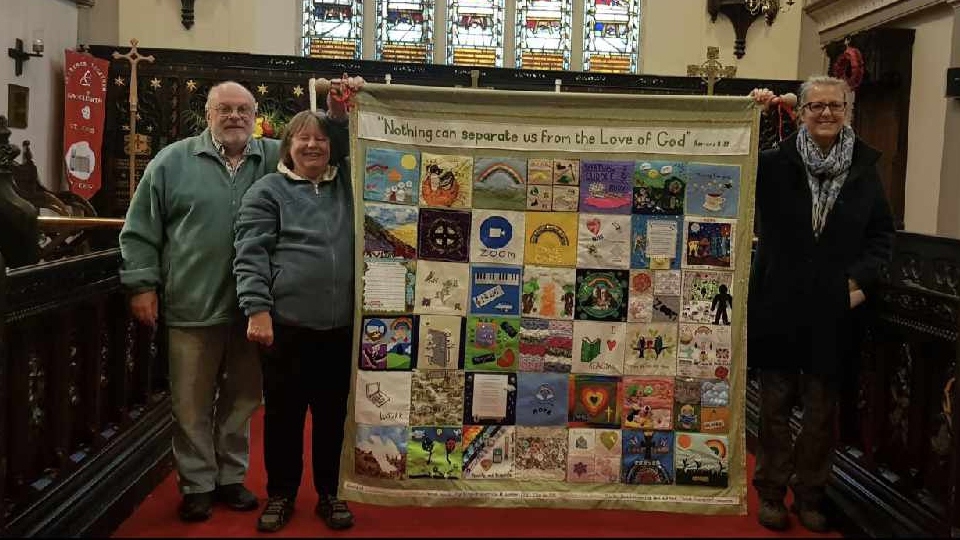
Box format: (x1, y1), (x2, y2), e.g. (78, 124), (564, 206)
(582, 0), (640, 73)
(446, 0), (505, 67)
(376, 0), (435, 63)
(516, 0), (572, 71)
(302, 0), (363, 59)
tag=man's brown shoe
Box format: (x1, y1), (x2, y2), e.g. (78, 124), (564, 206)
(758, 498), (789, 531)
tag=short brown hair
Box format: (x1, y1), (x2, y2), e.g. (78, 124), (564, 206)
(278, 110), (332, 170)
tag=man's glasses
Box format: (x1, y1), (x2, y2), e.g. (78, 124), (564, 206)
(212, 104), (256, 118)
(802, 101), (847, 114)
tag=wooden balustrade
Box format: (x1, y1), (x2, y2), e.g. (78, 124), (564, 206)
(0, 249), (172, 537)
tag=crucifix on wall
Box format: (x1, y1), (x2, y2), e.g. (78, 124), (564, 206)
(687, 47), (737, 96)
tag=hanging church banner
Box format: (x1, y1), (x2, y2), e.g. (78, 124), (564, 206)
(341, 84), (759, 515)
(63, 49), (109, 200)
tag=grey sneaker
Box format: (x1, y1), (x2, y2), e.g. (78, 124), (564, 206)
(758, 498), (789, 531)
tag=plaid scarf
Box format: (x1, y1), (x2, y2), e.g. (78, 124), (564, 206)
(796, 125), (855, 238)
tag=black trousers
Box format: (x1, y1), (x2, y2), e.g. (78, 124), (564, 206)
(752, 369), (838, 505)
(261, 324), (352, 499)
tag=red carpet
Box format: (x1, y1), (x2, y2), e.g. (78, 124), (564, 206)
(113, 408), (840, 538)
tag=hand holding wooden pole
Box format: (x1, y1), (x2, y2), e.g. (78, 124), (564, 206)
(112, 39), (155, 202)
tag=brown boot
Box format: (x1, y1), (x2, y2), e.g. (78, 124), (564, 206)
(791, 501), (830, 533)
(758, 498), (789, 531)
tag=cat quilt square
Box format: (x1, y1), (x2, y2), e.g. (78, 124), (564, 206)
(577, 214), (631, 269)
(681, 270), (734, 326)
(673, 377), (702, 432)
(519, 318), (573, 373)
(470, 209), (525, 265)
(416, 315), (463, 370)
(622, 429), (675, 485)
(623, 322), (678, 376)
(685, 163), (741, 218)
(354, 425), (408, 479)
(682, 217), (736, 270)
(675, 433), (729, 487)
(464, 315), (521, 372)
(631, 215), (683, 270)
(362, 259), (416, 314)
(409, 370), (465, 426)
(579, 160), (633, 214)
(414, 261), (469, 316)
(622, 376), (674, 430)
(363, 147), (420, 205)
(418, 208), (471, 262)
(469, 265), (522, 317)
(514, 426), (568, 481)
(524, 212), (578, 267)
(473, 157), (527, 211)
(420, 153), (473, 208)
(359, 315), (416, 370)
(463, 372), (518, 425)
(566, 428), (621, 483)
(364, 203), (418, 260)
(677, 324), (732, 379)
(407, 426), (463, 479)
(632, 161), (686, 215)
(568, 374), (622, 428)
(571, 321), (626, 376)
(521, 266), (576, 320)
(515, 372), (570, 426)
(354, 370), (413, 426)
(462, 425), (516, 479)
(575, 269), (628, 322)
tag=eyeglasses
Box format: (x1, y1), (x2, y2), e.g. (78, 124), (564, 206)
(212, 104), (256, 118)
(802, 101), (847, 114)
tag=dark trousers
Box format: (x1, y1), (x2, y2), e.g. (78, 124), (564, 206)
(261, 324), (352, 499)
(753, 369), (838, 505)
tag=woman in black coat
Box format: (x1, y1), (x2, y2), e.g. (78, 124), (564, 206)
(749, 77), (895, 533)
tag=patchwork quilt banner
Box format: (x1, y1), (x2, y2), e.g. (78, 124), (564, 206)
(342, 84), (759, 515)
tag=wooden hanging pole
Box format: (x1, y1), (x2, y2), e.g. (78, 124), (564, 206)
(112, 38), (154, 201)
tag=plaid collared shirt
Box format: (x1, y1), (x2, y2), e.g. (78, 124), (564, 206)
(211, 133), (253, 177)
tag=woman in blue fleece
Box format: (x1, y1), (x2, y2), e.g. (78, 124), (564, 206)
(233, 74), (363, 533)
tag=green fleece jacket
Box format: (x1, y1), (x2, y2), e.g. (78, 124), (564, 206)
(119, 129), (281, 326)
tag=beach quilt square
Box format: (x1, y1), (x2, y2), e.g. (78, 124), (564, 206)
(363, 147), (420, 204)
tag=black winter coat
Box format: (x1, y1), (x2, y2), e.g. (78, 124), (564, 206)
(747, 132), (895, 376)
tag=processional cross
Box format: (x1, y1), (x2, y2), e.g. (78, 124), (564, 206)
(687, 46), (737, 96)
(112, 39), (154, 201)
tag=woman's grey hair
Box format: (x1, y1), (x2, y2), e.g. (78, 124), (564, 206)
(204, 81), (258, 114)
(798, 75), (854, 124)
